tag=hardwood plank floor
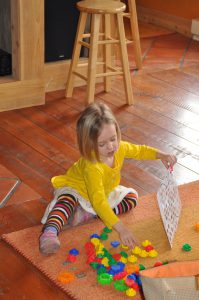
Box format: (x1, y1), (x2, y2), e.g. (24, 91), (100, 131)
(0, 24), (199, 299)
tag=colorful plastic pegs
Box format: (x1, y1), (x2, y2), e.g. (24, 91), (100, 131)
(97, 273), (113, 285)
(182, 243), (192, 252)
(69, 248), (79, 255)
(111, 240), (120, 248)
(195, 222), (199, 231)
(114, 280), (128, 291)
(57, 271), (75, 284)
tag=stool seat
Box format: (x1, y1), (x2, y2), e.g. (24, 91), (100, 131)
(77, 0), (126, 14)
(65, 0), (134, 105)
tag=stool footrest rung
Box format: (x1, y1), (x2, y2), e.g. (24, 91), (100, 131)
(82, 33), (104, 38)
(77, 61), (105, 68)
(73, 67), (123, 80)
(126, 39), (133, 44)
(76, 63), (122, 72)
(107, 65), (122, 72)
(122, 12), (130, 18)
(73, 71), (87, 81)
(96, 70), (123, 78)
(79, 41), (90, 48)
(98, 38), (119, 45)
(80, 38), (120, 47)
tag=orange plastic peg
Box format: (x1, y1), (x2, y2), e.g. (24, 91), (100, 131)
(195, 222), (199, 231)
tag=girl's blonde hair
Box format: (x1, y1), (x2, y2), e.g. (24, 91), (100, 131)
(77, 102), (121, 161)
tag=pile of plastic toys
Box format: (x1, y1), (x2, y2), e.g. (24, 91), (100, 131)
(85, 226), (159, 298)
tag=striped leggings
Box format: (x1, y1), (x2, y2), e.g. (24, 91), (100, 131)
(43, 192), (138, 234)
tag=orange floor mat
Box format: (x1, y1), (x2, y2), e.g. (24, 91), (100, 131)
(2, 180), (199, 300)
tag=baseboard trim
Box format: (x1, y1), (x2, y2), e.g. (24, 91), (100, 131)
(137, 6), (192, 37)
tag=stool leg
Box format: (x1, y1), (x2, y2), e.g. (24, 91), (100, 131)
(104, 13), (112, 92)
(128, 0), (142, 69)
(86, 14), (100, 104)
(117, 13), (134, 105)
(65, 12), (88, 98)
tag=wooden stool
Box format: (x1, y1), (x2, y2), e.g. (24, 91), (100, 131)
(118, 0), (142, 69)
(65, 0), (134, 105)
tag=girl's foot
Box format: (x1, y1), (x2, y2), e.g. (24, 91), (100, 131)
(39, 229), (60, 255)
(71, 206), (95, 226)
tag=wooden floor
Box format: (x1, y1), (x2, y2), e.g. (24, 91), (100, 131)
(1, 23), (199, 299)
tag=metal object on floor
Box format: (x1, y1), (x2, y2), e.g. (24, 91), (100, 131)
(0, 177), (21, 208)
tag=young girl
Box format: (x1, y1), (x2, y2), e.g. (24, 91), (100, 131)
(39, 102), (177, 255)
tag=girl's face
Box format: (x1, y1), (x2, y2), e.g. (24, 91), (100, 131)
(97, 123), (119, 161)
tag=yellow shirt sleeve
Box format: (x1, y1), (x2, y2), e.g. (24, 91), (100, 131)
(121, 141), (157, 160)
(51, 175), (69, 188)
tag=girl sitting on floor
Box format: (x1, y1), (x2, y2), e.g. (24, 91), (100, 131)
(39, 102), (177, 255)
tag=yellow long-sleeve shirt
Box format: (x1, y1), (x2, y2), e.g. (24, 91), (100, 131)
(51, 141), (158, 228)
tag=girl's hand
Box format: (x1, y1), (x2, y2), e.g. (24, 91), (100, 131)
(156, 151), (177, 169)
(113, 220), (139, 249)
